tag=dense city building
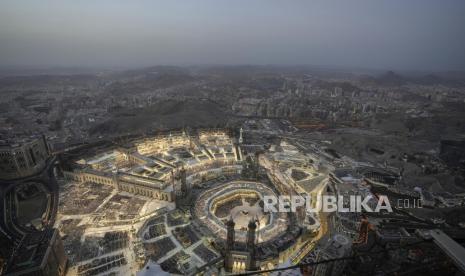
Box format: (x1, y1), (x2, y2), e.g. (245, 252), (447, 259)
(1, 64), (465, 276)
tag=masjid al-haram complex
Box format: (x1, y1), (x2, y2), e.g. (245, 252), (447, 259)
(48, 128), (326, 275)
(3, 124), (465, 275)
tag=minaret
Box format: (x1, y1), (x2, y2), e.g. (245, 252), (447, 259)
(225, 217), (236, 272)
(180, 166), (187, 196)
(246, 219), (257, 271)
(239, 127), (244, 144)
(226, 217), (235, 250)
(170, 170), (176, 201)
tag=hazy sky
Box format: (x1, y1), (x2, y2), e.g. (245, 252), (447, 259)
(1, 0), (465, 71)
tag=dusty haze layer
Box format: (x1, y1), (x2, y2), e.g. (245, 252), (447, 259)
(1, 0), (465, 71)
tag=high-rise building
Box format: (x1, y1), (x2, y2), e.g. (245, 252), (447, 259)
(0, 135), (63, 275)
(3, 228), (67, 276)
(0, 135), (50, 180)
(0, 136), (58, 235)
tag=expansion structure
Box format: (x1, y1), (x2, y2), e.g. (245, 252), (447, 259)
(62, 129), (242, 202)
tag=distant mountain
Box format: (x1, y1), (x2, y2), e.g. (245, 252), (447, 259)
(0, 66), (111, 77)
(416, 74), (443, 85)
(358, 70), (465, 87)
(413, 73), (465, 86)
(377, 71), (407, 86)
(112, 66), (190, 79)
(357, 71), (406, 86)
(104, 70), (197, 95)
(90, 98), (229, 135)
(0, 74), (99, 88)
